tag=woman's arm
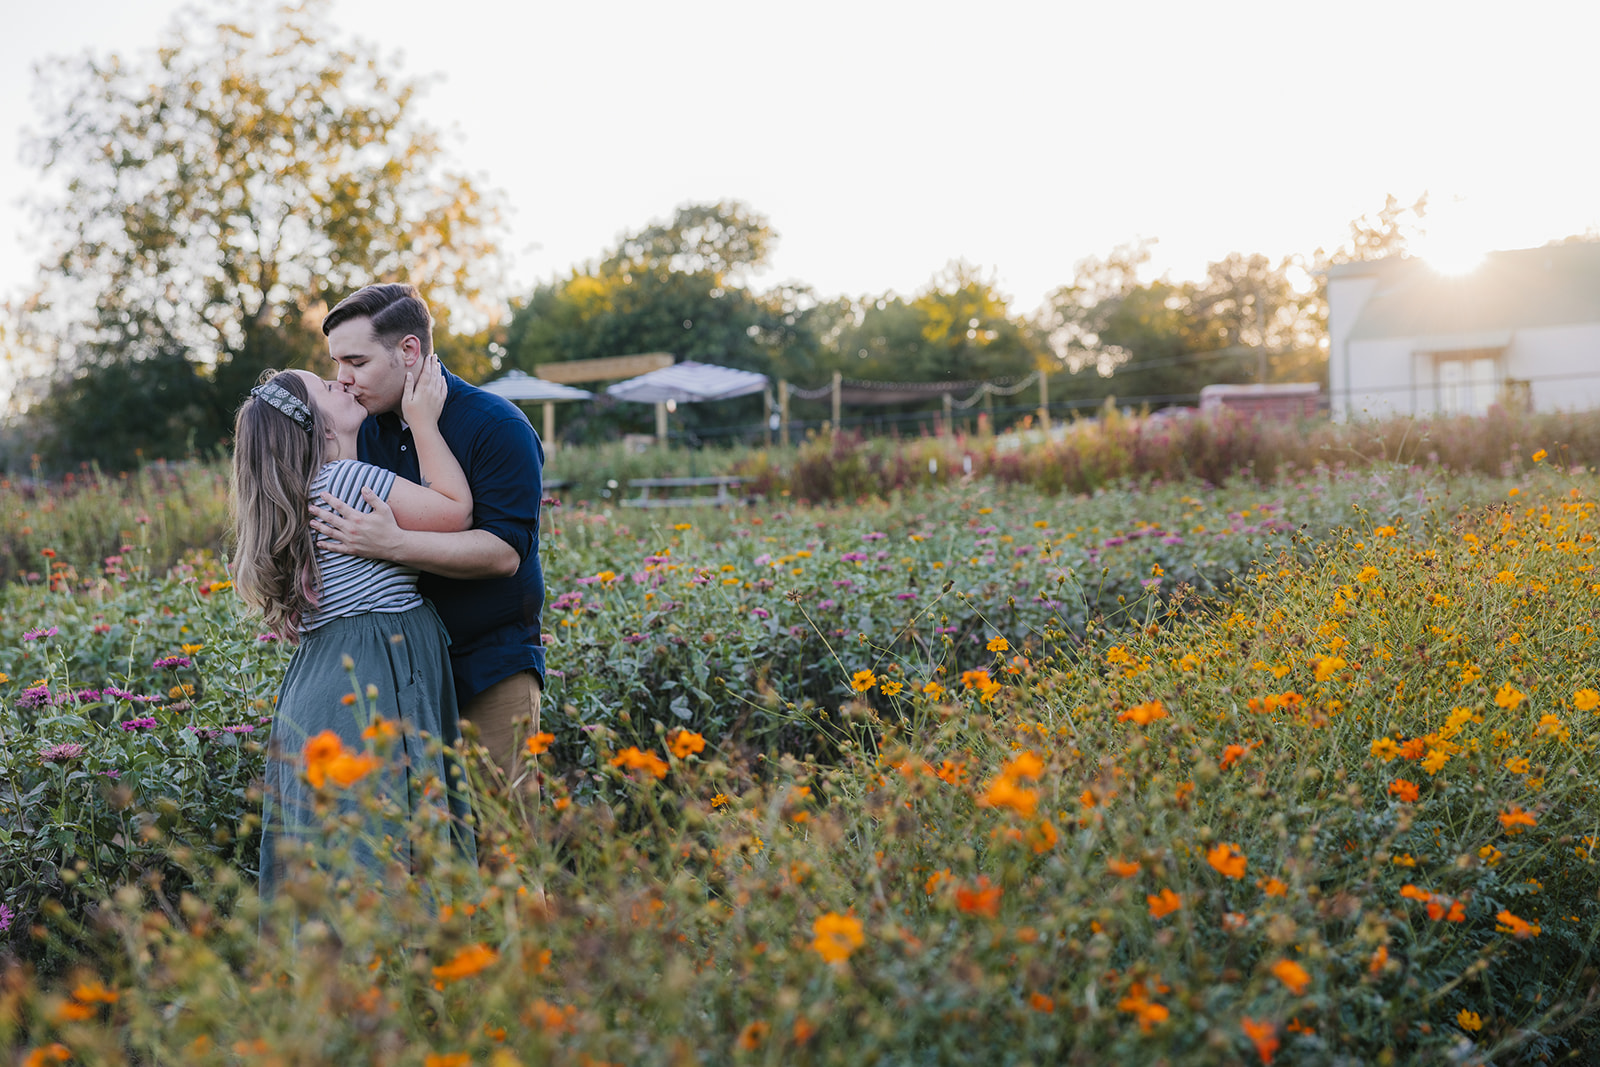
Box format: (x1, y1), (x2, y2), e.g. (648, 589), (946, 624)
(377, 354), (473, 533)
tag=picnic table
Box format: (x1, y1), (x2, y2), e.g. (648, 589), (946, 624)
(621, 476), (745, 508)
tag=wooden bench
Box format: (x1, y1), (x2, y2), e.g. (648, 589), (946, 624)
(621, 476), (744, 508)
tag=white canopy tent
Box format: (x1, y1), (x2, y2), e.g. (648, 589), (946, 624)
(605, 361), (770, 445)
(478, 370), (595, 448)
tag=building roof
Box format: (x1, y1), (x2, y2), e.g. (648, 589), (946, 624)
(604, 361), (769, 404)
(1337, 242), (1600, 344)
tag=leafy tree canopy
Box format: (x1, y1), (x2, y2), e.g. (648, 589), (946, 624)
(21, 0), (504, 468)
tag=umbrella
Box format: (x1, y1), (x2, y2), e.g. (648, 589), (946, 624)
(479, 370), (595, 402)
(604, 361), (768, 404)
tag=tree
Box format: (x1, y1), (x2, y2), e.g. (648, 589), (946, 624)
(23, 0), (504, 467)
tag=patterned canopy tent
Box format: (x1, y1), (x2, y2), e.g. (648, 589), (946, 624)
(604, 361), (768, 404)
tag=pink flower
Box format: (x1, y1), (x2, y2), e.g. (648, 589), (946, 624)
(119, 717), (158, 731)
(22, 626), (58, 641)
(39, 743), (86, 763)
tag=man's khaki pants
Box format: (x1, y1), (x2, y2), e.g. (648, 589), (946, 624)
(462, 671), (541, 790)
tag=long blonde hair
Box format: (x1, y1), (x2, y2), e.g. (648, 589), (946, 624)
(230, 370), (329, 642)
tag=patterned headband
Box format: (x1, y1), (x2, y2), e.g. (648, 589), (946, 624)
(250, 381), (315, 434)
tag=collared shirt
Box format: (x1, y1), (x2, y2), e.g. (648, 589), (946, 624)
(358, 368), (545, 705)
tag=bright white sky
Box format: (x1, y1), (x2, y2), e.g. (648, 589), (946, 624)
(3, 0), (1598, 321)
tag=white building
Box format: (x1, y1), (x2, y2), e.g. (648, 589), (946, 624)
(1327, 243), (1600, 421)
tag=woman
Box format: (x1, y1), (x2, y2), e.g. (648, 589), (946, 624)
(231, 355), (475, 904)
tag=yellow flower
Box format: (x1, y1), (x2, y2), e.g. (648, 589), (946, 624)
(1369, 737), (1400, 762)
(1355, 566), (1380, 584)
(811, 912), (864, 963)
(1313, 656), (1347, 682)
(180, 643), (204, 655)
(1574, 688), (1600, 712)
(986, 635), (1009, 653)
(922, 680), (947, 700)
(1494, 683), (1525, 710)
(1532, 449), (1547, 462)
(1457, 1009), (1483, 1032)
(1504, 756), (1530, 774)
(850, 669), (878, 692)
(880, 680), (904, 697)
(1420, 748), (1450, 776)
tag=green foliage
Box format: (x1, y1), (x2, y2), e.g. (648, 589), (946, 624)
(3, 474), (1598, 1064)
(21, 0), (505, 470)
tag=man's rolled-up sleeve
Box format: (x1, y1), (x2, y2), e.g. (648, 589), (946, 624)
(467, 414), (543, 561)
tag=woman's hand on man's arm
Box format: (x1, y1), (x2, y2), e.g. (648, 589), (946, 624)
(310, 488), (520, 578)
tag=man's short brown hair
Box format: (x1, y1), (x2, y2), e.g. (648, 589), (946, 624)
(322, 283), (434, 356)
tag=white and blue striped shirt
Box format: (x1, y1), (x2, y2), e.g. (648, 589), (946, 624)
(301, 460), (422, 632)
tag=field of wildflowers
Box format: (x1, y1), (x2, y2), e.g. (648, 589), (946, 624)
(2, 457), (1598, 1064)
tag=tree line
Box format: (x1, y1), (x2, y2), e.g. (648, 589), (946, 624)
(2, 0), (1426, 470)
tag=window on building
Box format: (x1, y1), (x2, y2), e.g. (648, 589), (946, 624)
(1435, 350), (1499, 415)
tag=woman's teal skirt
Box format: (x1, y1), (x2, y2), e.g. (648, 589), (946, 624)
(258, 601), (475, 906)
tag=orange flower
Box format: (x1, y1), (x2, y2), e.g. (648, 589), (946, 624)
(978, 777), (1038, 819)
(1117, 700), (1167, 725)
(960, 669), (992, 690)
(1387, 779), (1420, 803)
(1368, 945), (1389, 973)
(609, 746), (669, 779)
(525, 731), (555, 756)
(955, 877), (1002, 918)
(1001, 750), (1044, 780)
(72, 980), (120, 1004)
(1495, 909), (1540, 939)
(1106, 858), (1142, 878)
(1147, 888), (1182, 919)
(431, 943), (498, 986)
(811, 912), (865, 963)
(361, 715), (399, 744)
(668, 729), (706, 759)
(850, 669), (878, 692)
(1269, 958), (1311, 995)
(792, 1017), (816, 1044)
(1241, 1017), (1279, 1064)
(1026, 819), (1059, 854)
(934, 760), (967, 785)
(1257, 877), (1288, 897)
(22, 1046), (72, 1067)
(1498, 806), (1536, 832)
(1116, 982), (1170, 1033)
(736, 1021), (770, 1051)
(1029, 992), (1055, 1013)
(423, 1055), (470, 1067)
(986, 635), (1009, 652)
(1219, 743), (1249, 770)
(325, 751), (379, 788)
(302, 730), (345, 787)
(1206, 843), (1247, 879)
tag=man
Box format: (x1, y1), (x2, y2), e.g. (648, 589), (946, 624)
(309, 283), (545, 788)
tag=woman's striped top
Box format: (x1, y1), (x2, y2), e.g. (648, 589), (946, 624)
(300, 460), (423, 633)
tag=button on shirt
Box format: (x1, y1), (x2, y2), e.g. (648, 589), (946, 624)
(359, 369), (546, 705)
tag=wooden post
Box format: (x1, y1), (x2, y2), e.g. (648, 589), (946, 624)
(1038, 370), (1050, 432)
(763, 386), (774, 448)
(779, 380), (791, 448)
(655, 401), (668, 448)
(831, 371), (842, 435)
(942, 393), (953, 436)
(542, 401), (555, 451)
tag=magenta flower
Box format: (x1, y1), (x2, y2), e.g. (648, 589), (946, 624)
(256, 632), (281, 642)
(623, 633), (647, 644)
(22, 626), (58, 641)
(0, 903), (13, 932)
(119, 717), (159, 731)
(750, 608), (770, 620)
(39, 743), (85, 763)
(840, 552), (868, 563)
(151, 656), (192, 669)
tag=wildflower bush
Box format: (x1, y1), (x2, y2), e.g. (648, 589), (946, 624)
(2, 465), (1598, 1063)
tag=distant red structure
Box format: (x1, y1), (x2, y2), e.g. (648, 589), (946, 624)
(1198, 383), (1323, 420)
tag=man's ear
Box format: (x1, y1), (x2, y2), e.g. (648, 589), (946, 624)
(398, 334), (425, 367)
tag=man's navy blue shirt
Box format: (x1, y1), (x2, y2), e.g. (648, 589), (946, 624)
(358, 368), (545, 706)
